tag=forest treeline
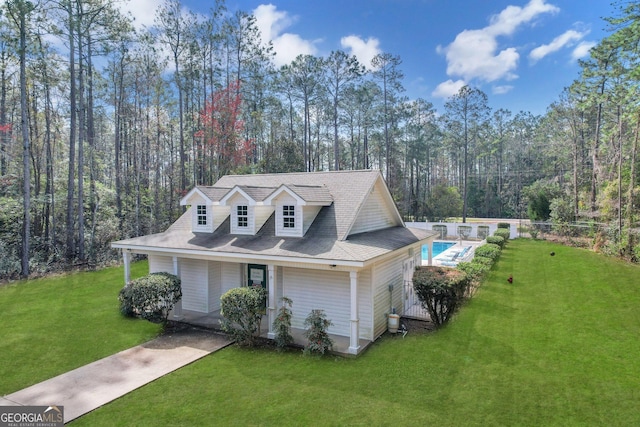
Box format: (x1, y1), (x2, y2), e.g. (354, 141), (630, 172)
(0, 0), (638, 278)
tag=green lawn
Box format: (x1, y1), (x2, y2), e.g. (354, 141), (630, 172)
(0, 261), (161, 395)
(3, 241), (640, 426)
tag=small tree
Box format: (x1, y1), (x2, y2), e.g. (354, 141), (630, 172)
(412, 267), (468, 327)
(118, 272), (182, 324)
(220, 286), (267, 346)
(272, 297), (294, 351)
(303, 309), (334, 356)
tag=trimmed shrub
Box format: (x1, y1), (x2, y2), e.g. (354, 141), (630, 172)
(486, 235), (505, 249)
(432, 224), (448, 239)
(497, 222), (511, 229)
(477, 225), (490, 240)
(456, 261), (490, 284)
(220, 286), (267, 346)
(475, 243), (501, 261)
(303, 309), (334, 356)
(412, 266), (469, 327)
(472, 256), (494, 267)
(118, 272), (182, 324)
(272, 297), (294, 351)
(493, 228), (511, 241)
(457, 225), (472, 239)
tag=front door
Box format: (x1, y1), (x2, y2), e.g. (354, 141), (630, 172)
(248, 264), (267, 289)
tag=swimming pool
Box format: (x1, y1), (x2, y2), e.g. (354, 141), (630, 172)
(421, 241), (456, 260)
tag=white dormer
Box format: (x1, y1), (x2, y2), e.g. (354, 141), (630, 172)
(220, 186), (275, 235)
(264, 184), (332, 238)
(180, 186), (231, 233)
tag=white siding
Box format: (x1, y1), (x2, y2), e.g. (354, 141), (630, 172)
(254, 206), (274, 232)
(187, 194), (213, 233)
(357, 268), (373, 340)
(228, 193), (254, 235)
(275, 266), (284, 304)
(302, 206), (322, 235)
(211, 206), (230, 230)
(149, 255), (174, 274)
(372, 253), (405, 338)
(221, 263), (241, 293)
(350, 181), (397, 234)
(284, 268), (350, 336)
(275, 194), (302, 237)
(208, 261), (222, 312)
(180, 259), (209, 313)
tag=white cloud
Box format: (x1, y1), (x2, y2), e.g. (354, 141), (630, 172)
(253, 4), (317, 68)
(437, 0), (559, 84)
(432, 79), (466, 99)
(529, 29), (588, 63)
(340, 35), (381, 69)
(116, 0), (164, 30)
(492, 85), (514, 95)
(486, 0), (559, 36)
(571, 41), (597, 61)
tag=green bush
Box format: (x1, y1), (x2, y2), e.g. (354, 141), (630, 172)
(493, 228), (511, 241)
(497, 222), (511, 229)
(486, 235), (505, 249)
(456, 261), (489, 284)
(412, 266), (469, 327)
(457, 225), (472, 239)
(472, 256), (494, 267)
(475, 243), (501, 261)
(118, 272), (182, 324)
(220, 286), (267, 346)
(272, 297), (294, 351)
(303, 309), (334, 356)
(477, 225), (490, 240)
(432, 224), (448, 239)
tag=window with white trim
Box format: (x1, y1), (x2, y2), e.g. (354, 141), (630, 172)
(196, 205), (207, 226)
(283, 205), (295, 228)
(237, 205), (248, 227)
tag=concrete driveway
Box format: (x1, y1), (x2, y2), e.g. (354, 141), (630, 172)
(0, 328), (232, 423)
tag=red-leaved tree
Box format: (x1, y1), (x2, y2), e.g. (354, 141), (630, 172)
(195, 80), (254, 182)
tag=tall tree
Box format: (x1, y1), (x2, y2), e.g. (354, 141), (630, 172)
(444, 85), (490, 222)
(371, 52), (404, 183)
(5, 0), (35, 277)
(322, 50), (363, 171)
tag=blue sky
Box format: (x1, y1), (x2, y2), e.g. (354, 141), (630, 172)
(125, 0), (612, 115)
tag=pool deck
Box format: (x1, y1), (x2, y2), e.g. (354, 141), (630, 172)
(422, 240), (484, 267)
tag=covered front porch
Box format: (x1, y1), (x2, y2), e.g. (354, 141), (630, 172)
(173, 308), (372, 356)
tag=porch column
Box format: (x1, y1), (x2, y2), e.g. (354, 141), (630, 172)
(122, 250), (131, 285)
(172, 256), (184, 320)
(349, 271), (360, 354)
(428, 241), (433, 266)
(267, 265), (276, 339)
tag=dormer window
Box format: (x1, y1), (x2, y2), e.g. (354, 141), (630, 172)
(197, 205), (208, 226)
(283, 205), (295, 228)
(237, 205), (248, 228)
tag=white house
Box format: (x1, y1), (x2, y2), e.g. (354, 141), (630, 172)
(112, 170), (437, 355)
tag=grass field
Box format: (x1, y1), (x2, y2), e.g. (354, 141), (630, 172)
(0, 261), (161, 395)
(3, 240), (640, 425)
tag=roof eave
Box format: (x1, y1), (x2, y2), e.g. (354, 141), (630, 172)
(111, 242), (365, 268)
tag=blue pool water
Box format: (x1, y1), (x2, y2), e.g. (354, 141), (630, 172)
(421, 241), (456, 260)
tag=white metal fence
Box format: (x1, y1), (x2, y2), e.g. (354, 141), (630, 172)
(402, 279), (430, 320)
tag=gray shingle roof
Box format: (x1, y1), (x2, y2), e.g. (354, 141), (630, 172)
(113, 170), (438, 265)
(114, 209), (435, 265)
(205, 170), (382, 239)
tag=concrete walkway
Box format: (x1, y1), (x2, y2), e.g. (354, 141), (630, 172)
(0, 328), (232, 423)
